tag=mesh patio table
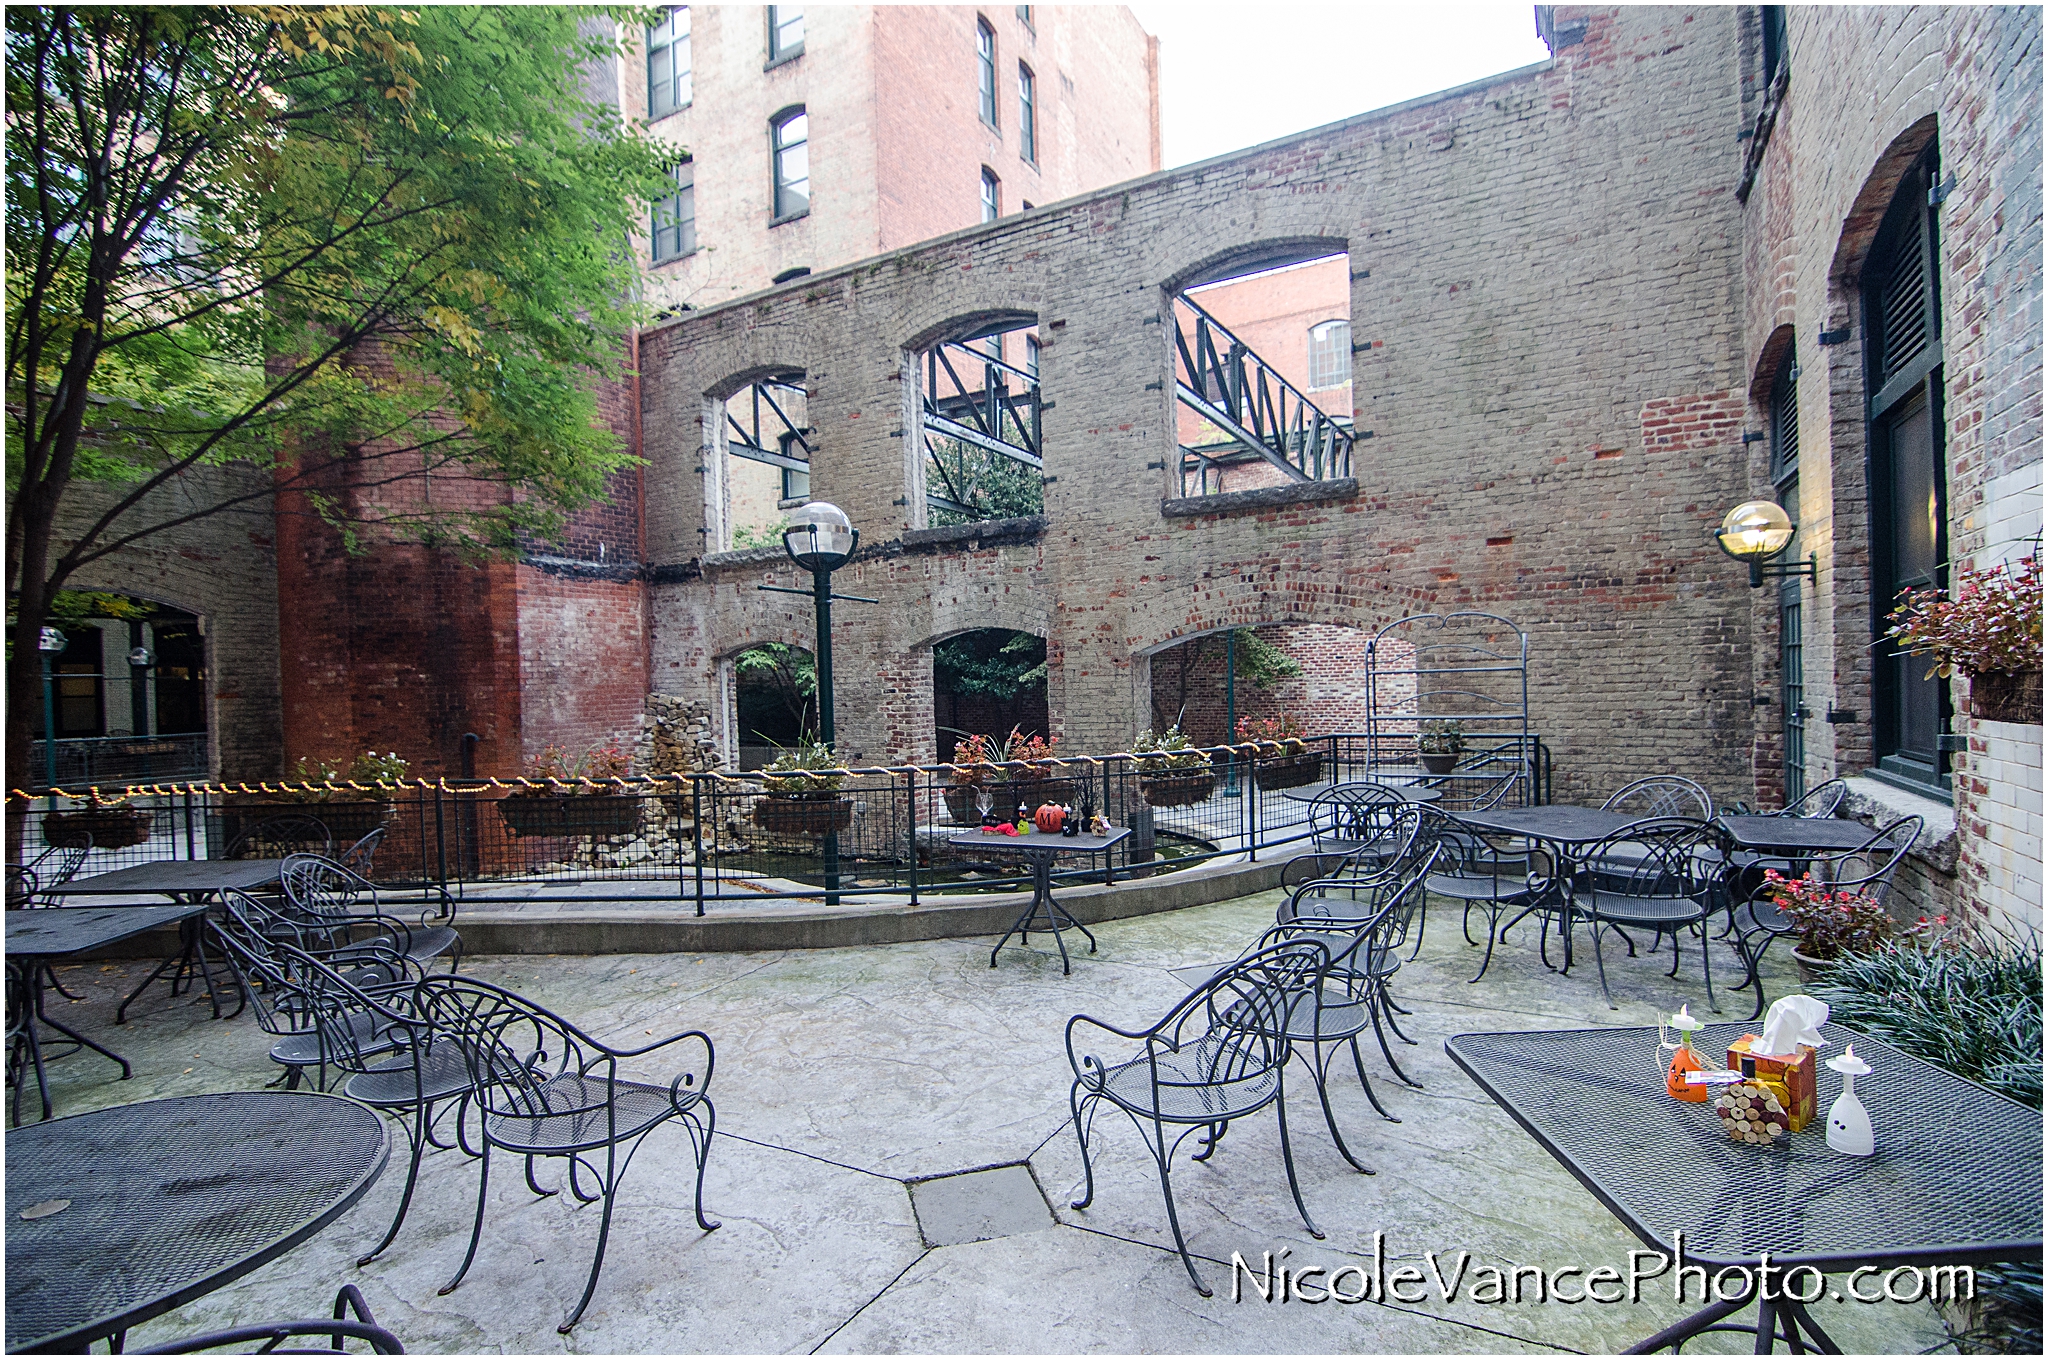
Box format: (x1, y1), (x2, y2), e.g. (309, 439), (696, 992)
(1714, 816), (1879, 854)
(950, 828), (1130, 975)
(39, 858), (284, 1023)
(6, 904), (213, 1124)
(5, 1090), (390, 1353)
(1446, 1022), (2042, 1353)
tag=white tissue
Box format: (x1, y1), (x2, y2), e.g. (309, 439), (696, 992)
(1755, 994), (1830, 1057)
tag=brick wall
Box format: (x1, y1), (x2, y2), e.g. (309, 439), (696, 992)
(640, 7), (1757, 805)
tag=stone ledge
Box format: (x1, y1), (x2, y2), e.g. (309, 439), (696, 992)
(698, 545), (789, 574)
(899, 516), (1047, 552)
(1160, 478), (1359, 519)
(1840, 775), (1960, 875)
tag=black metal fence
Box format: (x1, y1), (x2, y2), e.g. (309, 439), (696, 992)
(10, 734), (1549, 914)
(24, 733), (209, 788)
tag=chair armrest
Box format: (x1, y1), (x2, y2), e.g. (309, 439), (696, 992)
(1065, 1011), (1149, 1080)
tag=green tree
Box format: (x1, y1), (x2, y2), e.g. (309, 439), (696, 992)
(926, 437), (1044, 526)
(5, 6), (678, 786)
(733, 643), (816, 742)
(932, 630), (1046, 699)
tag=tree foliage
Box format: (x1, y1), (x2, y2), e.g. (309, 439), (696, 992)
(5, 5), (679, 783)
(733, 643), (816, 742)
(932, 630), (1046, 701)
(926, 438), (1043, 526)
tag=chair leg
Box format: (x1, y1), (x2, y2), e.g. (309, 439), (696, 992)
(1067, 1085), (1098, 1210)
(1191, 1119), (1227, 1162)
(359, 1100), (430, 1265)
(1367, 993), (1422, 1088)
(1743, 935), (1771, 1022)
(1347, 1036), (1400, 1122)
(1308, 1047), (1372, 1173)
(559, 1148), (623, 1333)
(1701, 922), (1720, 1013)
(526, 1153), (559, 1199)
(1467, 904), (1502, 985)
(1149, 1117), (1211, 1297)
(1407, 898), (1427, 961)
(688, 1099), (721, 1233)
(1271, 1075), (1322, 1241)
(1379, 990), (1417, 1041)
(1591, 915), (1619, 1010)
(41, 964), (84, 1002)
(439, 1140), (492, 1296)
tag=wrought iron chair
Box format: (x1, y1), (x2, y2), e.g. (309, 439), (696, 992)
(339, 825), (387, 878)
(1066, 938), (1328, 1297)
(1777, 778), (1848, 819)
(1602, 775), (1714, 820)
(1714, 777), (1855, 935)
(135, 1284), (403, 1354)
(1569, 817), (1723, 1010)
(1423, 808), (1559, 983)
(1304, 783), (1406, 856)
(415, 976), (719, 1333)
(280, 854), (462, 972)
(10, 844), (94, 1000)
(1730, 815), (1923, 1020)
(1433, 750), (1527, 813)
(224, 814), (334, 860)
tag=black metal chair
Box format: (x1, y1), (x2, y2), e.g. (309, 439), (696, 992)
(135, 1284), (403, 1353)
(11, 844), (94, 1000)
(1712, 777), (1855, 937)
(1304, 782), (1406, 856)
(1569, 817), (1723, 1010)
(339, 825), (387, 878)
(1423, 808), (1558, 983)
(1730, 815), (1923, 1020)
(415, 976), (719, 1333)
(1066, 938), (1328, 1297)
(280, 854), (462, 972)
(1433, 751), (1527, 813)
(1777, 778), (1848, 819)
(1602, 775), (1714, 820)
(224, 814), (334, 860)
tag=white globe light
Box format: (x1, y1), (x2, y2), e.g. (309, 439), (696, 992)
(783, 501), (857, 570)
(1714, 500), (1796, 562)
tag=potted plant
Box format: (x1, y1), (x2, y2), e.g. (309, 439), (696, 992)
(1134, 727), (1216, 807)
(43, 789), (155, 849)
(1886, 553), (2042, 724)
(942, 728), (1075, 824)
(499, 743), (643, 838)
(1417, 719), (1464, 775)
(1238, 714), (1323, 790)
(225, 751), (407, 846)
(753, 740), (854, 834)
(1764, 868), (1896, 982)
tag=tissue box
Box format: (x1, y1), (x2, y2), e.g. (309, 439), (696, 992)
(1727, 1036), (1817, 1132)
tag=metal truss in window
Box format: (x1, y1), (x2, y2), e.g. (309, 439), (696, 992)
(727, 379), (812, 477)
(1172, 292), (1354, 497)
(922, 329), (1043, 524)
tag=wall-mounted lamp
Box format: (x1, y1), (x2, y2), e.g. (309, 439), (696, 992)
(1712, 500), (1817, 588)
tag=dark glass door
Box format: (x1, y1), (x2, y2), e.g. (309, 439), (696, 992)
(1874, 387), (1948, 781)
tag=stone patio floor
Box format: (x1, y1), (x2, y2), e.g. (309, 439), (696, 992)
(24, 889), (1954, 1354)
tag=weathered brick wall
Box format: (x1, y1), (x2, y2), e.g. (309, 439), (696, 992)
(640, 7), (1757, 807)
(46, 467), (281, 782)
(1736, 5), (2042, 926)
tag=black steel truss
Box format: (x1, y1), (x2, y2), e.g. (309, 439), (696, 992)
(922, 336), (1043, 518)
(726, 379), (812, 473)
(1172, 293), (1354, 496)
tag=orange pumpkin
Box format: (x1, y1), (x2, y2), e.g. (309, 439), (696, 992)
(1033, 803), (1067, 834)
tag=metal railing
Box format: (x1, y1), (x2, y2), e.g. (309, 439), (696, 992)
(9, 733), (1549, 915)
(1173, 292), (1355, 494)
(25, 733), (209, 788)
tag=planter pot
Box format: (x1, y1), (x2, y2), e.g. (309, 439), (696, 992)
(753, 794), (854, 835)
(1969, 668), (2042, 725)
(1140, 770), (1217, 808)
(1253, 752), (1325, 791)
(43, 808), (154, 850)
(1419, 752), (1459, 776)
(942, 779), (1079, 824)
(1790, 947), (1831, 986)
(499, 795), (643, 839)
(223, 801), (392, 848)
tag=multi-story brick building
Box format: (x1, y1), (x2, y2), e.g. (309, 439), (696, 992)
(38, 7), (2040, 932)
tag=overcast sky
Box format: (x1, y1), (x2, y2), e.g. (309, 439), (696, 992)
(1127, 3), (1556, 168)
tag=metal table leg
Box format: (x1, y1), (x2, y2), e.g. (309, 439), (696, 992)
(988, 850), (1098, 975)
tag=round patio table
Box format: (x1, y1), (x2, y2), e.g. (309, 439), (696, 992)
(5, 1091), (389, 1353)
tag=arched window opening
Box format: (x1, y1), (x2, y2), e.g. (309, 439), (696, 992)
(1171, 248), (1354, 498)
(771, 107), (809, 220)
(731, 643), (816, 769)
(919, 316), (1043, 527)
(721, 376), (811, 549)
(933, 629), (1047, 761)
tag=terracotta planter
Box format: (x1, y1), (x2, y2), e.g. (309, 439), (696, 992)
(43, 808), (154, 850)
(499, 795), (643, 839)
(1253, 752), (1325, 791)
(1419, 752), (1459, 775)
(1140, 770), (1216, 808)
(1790, 947), (1831, 986)
(753, 794), (854, 835)
(942, 779), (1079, 824)
(1969, 668), (2042, 724)
(223, 801), (392, 848)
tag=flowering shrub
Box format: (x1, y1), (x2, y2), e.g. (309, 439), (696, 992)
(1885, 554), (2042, 679)
(1236, 714), (1306, 747)
(950, 727), (1061, 783)
(1765, 868), (1895, 961)
(1417, 719), (1464, 755)
(280, 751), (410, 801)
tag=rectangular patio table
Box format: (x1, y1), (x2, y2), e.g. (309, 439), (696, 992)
(5, 904), (214, 1123)
(1446, 1021), (2042, 1354)
(38, 858), (284, 1023)
(1715, 816), (1878, 854)
(950, 828), (1130, 975)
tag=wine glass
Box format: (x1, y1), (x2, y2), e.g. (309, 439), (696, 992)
(975, 787), (993, 826)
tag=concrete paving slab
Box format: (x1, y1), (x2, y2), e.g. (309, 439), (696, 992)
(909, 1164), (1057, 1248)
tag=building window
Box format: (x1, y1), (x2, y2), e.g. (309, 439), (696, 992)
(1769, 348), (1804, 803)
(980, 168), (1000, 222)
(647, 7), (691, 118)
(768, 6), (804, 63)
(977, 20), (998, 128)
(1016, 5), (1033, 30)
(1864, 143), (1947, 793)
(1768, 347), (1799, 487)
(1018, 63), (1037, 163)
(1307, 319), (1351, 389)
(1024, 334), (1040, 382)
(652, 159), (696, 262)
(1760, 6), (1788, 86)
(772, 108), (809, 220)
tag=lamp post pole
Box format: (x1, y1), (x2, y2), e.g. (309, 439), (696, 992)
(812, 564), (835, 747)
(37, 627), (66, 789)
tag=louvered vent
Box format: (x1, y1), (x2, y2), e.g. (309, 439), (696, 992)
(1770, 363), (1799, 483)
(1878, 220), (1929, 383)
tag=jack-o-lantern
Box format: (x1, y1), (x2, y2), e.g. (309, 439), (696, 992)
(1033, 803), (1067, 834)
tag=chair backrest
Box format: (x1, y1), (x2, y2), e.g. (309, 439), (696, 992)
(1279, 805), (1432, 924)
(1437, 751), (1526, 812)
(217, 888), (410, 988)
(339, 825), (387, 878)
(1306, 783), (1405, 849)
(281, 852), (379, 916)
(1582, 817), (1718, 904)
(10, 844), (90, 908)
(1149, 938), (1330, 1083)
(414, 976), (610, 1129)
(1813, 815), (1923, 906)
(225, 814), (333, 860)
(1777, 778), (1848, 819)
(1272, 846), (1440, 977)
(1602, 775), (1714, 821)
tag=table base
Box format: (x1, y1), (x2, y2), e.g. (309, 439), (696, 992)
(988, 852), (1098, 976)
(115, 915), (238, 1025)
(1623, 1269), (1841, 1355)
(8, 963), (132, 1126)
